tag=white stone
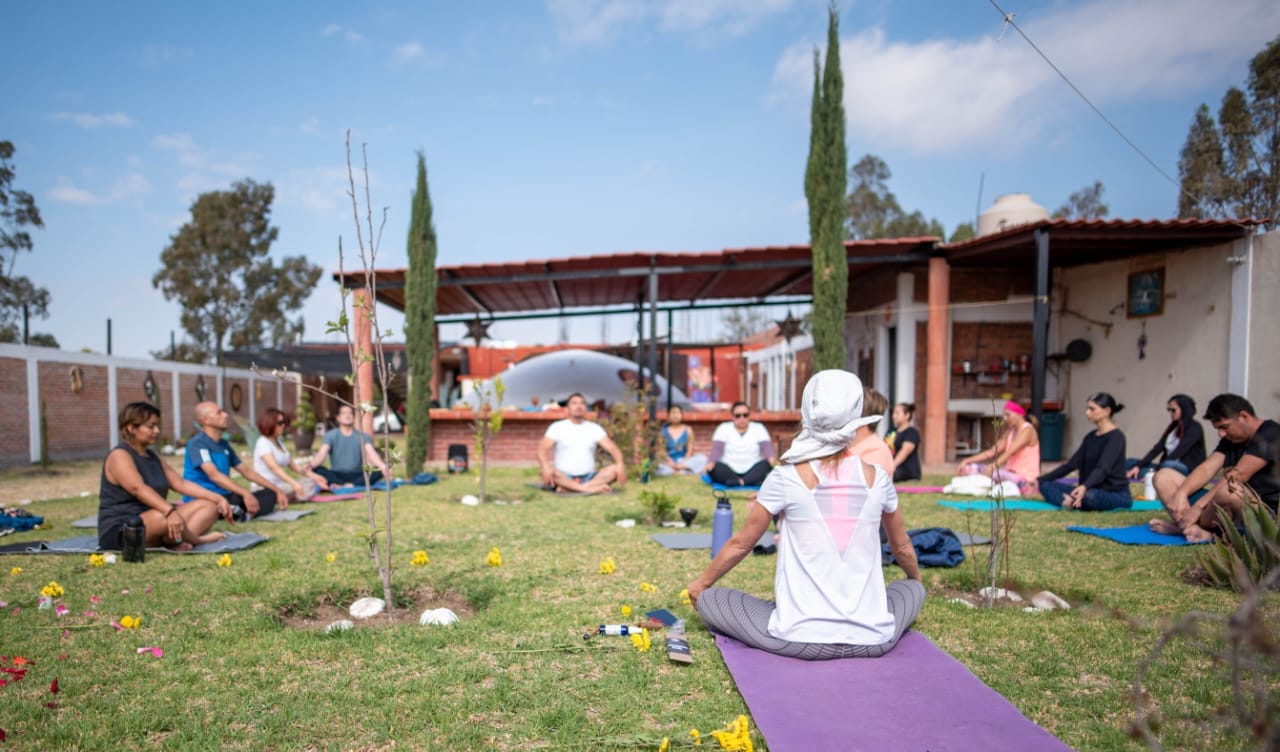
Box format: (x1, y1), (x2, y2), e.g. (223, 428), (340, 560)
(326, 620), (355, 633)
(349, 597), (386, 619)
(103, 553), (118, 564)
(419, 608), (460, 626)
(493, 499), (508, 505)
(615, 519), (636, 528)
(1022, 607), (1045, 613)
(161, 444), (176, 456)
(978, 587), (1023, 602)
(1030, 591), (1070, 610)
(459, 494), (481, 507)
(947, 597), (976, 608)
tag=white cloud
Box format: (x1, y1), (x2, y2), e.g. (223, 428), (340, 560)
(276, 166), (355, 215)
(322, 23), (364, 42)
(395, 40), (424, 61)
(768, 0), (1280, 154)
(48, 179), (100, 205)
(140, 43), (193, 66)
(46, 171), (150, 205)
(51, 111), (134, 129)
(547, 0), (792, 44)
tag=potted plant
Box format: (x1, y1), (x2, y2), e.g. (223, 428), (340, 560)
(294, 389), (318, 454)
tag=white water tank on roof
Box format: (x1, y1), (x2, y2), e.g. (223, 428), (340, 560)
(977, 193), (1049, 237)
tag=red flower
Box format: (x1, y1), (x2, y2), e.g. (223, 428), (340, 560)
(50, 678), (59, 694)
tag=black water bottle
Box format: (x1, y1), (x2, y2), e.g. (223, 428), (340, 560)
(121, 516), (146, 563)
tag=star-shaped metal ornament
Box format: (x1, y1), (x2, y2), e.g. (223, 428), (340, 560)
(776, 311), (804, 344)
(466, 316), (492, 346)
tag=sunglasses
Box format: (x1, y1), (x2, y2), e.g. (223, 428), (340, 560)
(732, 412), (750, 418)
(1166, 408), (1177, 414)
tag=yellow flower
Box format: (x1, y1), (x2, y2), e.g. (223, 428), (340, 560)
(40, 581), (64, 598)
(411, 550), (429, 566)
(679, 588), (691, 606)
(326, 551), (337, 564)
(598, 557), (616, 575)
(690, 728), (703, 746)
(658, 738), (670, 752)
(640, 581), (657, 593)
(630, 627), (652, 652)
(710, 715), (753, 751)
(88, 553), (106, 568)
(217, 553), (233, 568)
(119, 614), (141, 629)
(620, 604), (632, 617)
(10, 567), (22, 576)
(486, 547), (502, 567)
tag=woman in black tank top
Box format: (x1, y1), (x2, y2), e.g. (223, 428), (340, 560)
(98, 402), (235, 551)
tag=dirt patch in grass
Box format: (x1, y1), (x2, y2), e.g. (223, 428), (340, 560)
(278, 585), (476, 631)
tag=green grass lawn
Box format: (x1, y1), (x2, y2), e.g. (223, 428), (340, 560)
(0, 466), (1270, 750)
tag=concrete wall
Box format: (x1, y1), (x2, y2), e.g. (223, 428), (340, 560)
(0, 344), (300, 467)
(1052, 235), (1265, 451)
(1248, 230), (1280, 418)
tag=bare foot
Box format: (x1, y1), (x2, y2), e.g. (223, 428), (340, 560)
(1183, 524), (1214, 543)
(165, 541), (195, 552)
(1148, 519), (1181, 535)
(194, 531), (227, 545)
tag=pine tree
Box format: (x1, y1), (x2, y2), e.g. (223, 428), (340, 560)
(1177, 104), (1225, 218)
(404, 152), (438, 472)
(809, 4), (848, 372)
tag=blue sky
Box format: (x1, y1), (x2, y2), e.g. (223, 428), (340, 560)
(6, 0), (1278, 358)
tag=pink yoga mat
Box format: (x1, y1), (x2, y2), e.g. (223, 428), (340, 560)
(895, 485), (943, 494)
(715, 631), (1071, 751)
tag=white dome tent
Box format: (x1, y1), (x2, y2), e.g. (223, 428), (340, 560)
(461, 349), (689, 410)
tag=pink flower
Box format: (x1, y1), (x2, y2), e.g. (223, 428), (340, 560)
(90, 596), (100, 605)
(54, 604), (69, 617)
(136, 647), (164, 658)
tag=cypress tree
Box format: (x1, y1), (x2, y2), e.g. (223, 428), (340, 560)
(810, 5), (848, 371)
(404, 152), (438, 471)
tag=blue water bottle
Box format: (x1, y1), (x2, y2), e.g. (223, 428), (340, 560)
(710, 491), (734, 559)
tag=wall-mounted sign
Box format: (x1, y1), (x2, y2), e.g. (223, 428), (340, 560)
(1126, 268), (1164, 319)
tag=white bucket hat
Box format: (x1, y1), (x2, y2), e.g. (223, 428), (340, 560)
(780, 370), (883, 464)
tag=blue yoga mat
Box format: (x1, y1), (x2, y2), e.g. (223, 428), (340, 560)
(700, 474), (762, 492)
(1067, 524), (1208, 546)
(939, 499), (1164, 512)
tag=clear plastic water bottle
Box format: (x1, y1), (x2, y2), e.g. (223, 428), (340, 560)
(710, 491), (734, 559)
(121, 516), (146, 563)
(1143, 470), (1156, 500)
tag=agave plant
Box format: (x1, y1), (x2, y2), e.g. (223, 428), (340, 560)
(1197, 478), (1280, 592)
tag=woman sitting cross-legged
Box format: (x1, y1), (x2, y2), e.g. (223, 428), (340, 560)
(957, 400), (1041, 497)
(1037, 392), (1133, 511)
(656, 404), (708, 476)
(252, 407), (328, 501)
(98, 401), (234, 552)
(685, 370), (924, 660)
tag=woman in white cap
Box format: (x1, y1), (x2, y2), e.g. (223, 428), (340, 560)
(685, 370), (924, 659)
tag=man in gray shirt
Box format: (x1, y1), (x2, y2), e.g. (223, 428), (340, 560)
(307, 405), (392, 486)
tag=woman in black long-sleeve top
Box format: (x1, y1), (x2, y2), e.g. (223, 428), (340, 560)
(1125, 394), (1206, 479)
(1038, 393), (1133, 511)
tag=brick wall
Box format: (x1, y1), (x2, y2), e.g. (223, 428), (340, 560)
(41, 362), (111, 461)
(915, 267), (1033, 304)
(948, 322), (1034, 401)
(0, 358), (30, 462)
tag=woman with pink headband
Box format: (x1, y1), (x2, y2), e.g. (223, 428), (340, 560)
(957, 400), (1041, 496)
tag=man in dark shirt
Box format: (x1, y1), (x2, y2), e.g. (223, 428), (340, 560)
(1150, 394), (1279, 542)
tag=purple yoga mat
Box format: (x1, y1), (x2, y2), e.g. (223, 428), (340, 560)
(895, 485), (944, 494)
(716, 631), (1072, 751)
(304, 491), (365, 503)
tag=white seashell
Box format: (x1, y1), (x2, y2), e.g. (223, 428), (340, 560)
(1030, 591), (1070, 610)
(348, 597), (386, 619)
(326, 620), (355, 633)
(1022, 606), (1045, 613)
(978, 587), (1023, 602)
(419, 608), (460, 626)
(104, 552), (118, 564)
(460, 495), (481, 506)
(947, 597), (976, 608)
(615, 519), (636, 528)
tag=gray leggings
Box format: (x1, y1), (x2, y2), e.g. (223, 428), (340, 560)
(697, 579), (925, 660)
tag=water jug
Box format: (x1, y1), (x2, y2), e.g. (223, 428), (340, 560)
(710, 491), (734, 559)
(121, 516), (146, 563)
(1143, 470), (1156, 500)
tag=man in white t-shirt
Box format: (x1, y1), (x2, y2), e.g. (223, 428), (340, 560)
(537, 393), (626, 494)
(707, 402), (775, 486)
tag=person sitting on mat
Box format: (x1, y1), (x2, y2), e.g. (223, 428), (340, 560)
(1125, 394), (1206, 481)
(252, 407), (328, 501)
(537, 393), (626, 494)
(656, 404), (708, 477)
(957, 401), (1041, 497)
(887, 402), (922, 482)
(1037, 392), (1132, 511)
(847, 388), (894, 473)
(685, 370), (923, 660)
(184, 401), (288, 520)
(706, 402), (774, 487)
(99, 401), (233, 552)
(1149, 393), (1279, 542)
(306, 404), (392, 487)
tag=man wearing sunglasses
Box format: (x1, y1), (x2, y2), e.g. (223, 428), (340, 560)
(707, 402), (775, 487)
